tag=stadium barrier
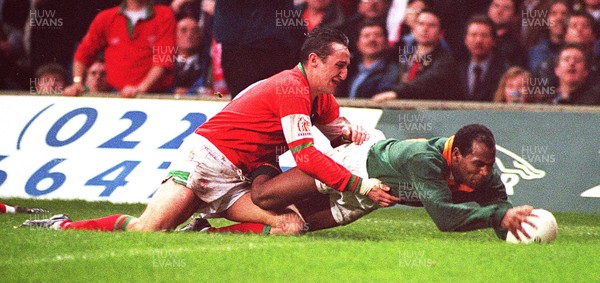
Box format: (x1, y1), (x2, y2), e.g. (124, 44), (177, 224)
(0, 93), (598, 213)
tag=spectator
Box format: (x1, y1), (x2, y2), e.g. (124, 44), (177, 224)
(563, 11), (600, 57)
(584, 0), (600, 23)
(493, 66), (537, 103)
(535, 11), (600, 88)
(197, 0), (227, 95)
(174, 17), (211, 95)
(296, 0), (346, 32)
(551, 44), (600, 105)
(0, 20), (28, 89)
(170, 0), (201, 20)
(340, 0), (390, 56)
(335, 20), (399, 98)
(27, 0), (121, 76)
(84, 60), (111, 94)
(487, 0), (527, 67)
(397, 0), (427, 41)
(528, 0), (571, 72)
(371, 9), (460, 102)
(427, 0), (483, 61)
(391, 0), (451, 57)
(63, 0), (176, 98)
(520, 0), (552, 50)
(214, 0), (303, 98)
(34, 63), (67, 95)
(458, 15), (509, 101)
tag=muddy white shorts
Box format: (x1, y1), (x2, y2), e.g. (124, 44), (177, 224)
(165, 134), (250, 218)
(316, 129), (386, 225)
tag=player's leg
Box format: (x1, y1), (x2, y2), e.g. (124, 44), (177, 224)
(293, 195), (339, 232)
(250, 167), (322, 211)
(251, 130), (386, 211)
(125, 179), (202, 231)
(55, 178), (202, 232)
(217, 193), (305, 235)
(0, 202), (48, 214)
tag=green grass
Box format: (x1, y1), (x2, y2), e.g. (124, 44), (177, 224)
(1, 198), (599, 283)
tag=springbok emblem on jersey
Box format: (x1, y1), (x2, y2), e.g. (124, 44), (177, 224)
(495, 145), (546, 195)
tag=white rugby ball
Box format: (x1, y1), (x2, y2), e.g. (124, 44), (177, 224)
(506, 209), (558, 244)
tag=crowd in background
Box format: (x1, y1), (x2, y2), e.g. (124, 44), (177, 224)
(0, 0), (599, 105)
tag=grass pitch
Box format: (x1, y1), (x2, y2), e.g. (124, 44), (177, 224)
(1, 198), (599, 283)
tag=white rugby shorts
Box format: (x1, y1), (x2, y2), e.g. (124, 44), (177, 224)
(165, 134), (250, 218)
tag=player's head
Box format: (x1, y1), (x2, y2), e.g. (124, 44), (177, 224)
(451, 124), (496, 189)
(300, 27), (350, 94)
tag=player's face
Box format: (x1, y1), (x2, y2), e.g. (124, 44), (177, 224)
(452, 141), (496, 189)
(314, 42), (350, 94)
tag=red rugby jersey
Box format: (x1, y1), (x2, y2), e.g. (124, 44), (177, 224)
(74, 4), (175, 91)
(196, 65), (361, 192)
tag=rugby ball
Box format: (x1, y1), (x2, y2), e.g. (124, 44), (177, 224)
(506, 209), (558, 244)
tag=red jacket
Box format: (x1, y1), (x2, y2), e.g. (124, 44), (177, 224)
(74, 3), (175, 92)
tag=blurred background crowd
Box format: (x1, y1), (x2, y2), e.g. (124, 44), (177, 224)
(0, 0), (599, 105)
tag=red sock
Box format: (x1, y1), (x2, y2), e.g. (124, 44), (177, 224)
(60, 214), (134, 232)
(0, 203), (5, 213)
(210, 223), (271, 235)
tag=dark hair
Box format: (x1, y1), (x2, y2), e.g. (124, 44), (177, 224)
(417, 8), (445, 32)
(548, 0), (571, 10)
(556, 43), (590, 68)
(465, 14), (497, 40)
(408, 0), (430, 6)
(35, 63), (68, 82)
(566, 11), (599, 39)
(453, 124), (495, 156)
(300, 27), (349, 63)
(358, 19), (389, 39)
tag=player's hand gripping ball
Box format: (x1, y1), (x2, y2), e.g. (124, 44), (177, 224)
(506, 209), (558, 244)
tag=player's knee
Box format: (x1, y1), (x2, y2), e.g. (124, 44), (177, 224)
(251, 190), (276, 210)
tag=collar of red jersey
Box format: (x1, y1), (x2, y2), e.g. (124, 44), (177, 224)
(119, 2), (155, 19)
(297, 62), (307, 80)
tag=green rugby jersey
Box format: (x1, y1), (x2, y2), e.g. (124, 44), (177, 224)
(366, 136), (511, 239)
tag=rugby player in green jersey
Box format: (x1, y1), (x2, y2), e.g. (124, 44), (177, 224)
(244, 123), (535, 240)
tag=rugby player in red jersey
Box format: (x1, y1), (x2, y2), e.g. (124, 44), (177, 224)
(22, 27), (398, 234)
